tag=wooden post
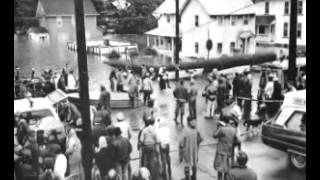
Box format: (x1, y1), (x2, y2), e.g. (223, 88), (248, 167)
(175, 0), (180, 81)
(288, 0), (298, 81)
(73, 0), (92, 180)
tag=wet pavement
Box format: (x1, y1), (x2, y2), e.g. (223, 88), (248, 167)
(14, 36), (306, 180)
(110, 76), (306, 180)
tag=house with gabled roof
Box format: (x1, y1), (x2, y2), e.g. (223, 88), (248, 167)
(145, 0), (256, 61)
(36, 0), (102, 42)
(253, 0), (306, 57)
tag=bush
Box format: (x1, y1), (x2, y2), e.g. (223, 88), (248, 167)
(108, 50), (120, 59)
(144, 48), (158, 56)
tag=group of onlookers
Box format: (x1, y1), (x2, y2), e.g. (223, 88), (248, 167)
(14, 64), (78, 100)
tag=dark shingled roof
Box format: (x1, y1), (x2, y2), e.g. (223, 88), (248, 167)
(40, 0), (98, 16)
(256, 15), (275, 25)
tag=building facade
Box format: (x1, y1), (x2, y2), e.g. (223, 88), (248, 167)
(36, 0), (103, 42)
(253, 0), (306, 57)
(145, 0), (256, 61)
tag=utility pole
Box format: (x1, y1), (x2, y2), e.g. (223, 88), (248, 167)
(74, 0), (92, 180)
(288, 0), (298, 81)
(175, 0), (179, 81)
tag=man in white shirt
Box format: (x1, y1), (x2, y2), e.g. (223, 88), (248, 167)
(157, 119), (172, 179)
(114, 112), (131, 140)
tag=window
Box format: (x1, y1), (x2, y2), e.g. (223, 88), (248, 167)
(160, 38), (163, 45)
(217, 43), (222, 54)
(297, 23), (302, 38)
(265, 1), (269, 14)
(167, 15), (170, 23)
(283, 22), (288, 37)
(258, 25), (266, 35)
(243, 16), (248, 25)
(195, 15), (199, 27)
(285, 111), (306, 132)
(224, 16), (230, 25)
(230, 42), (235, 53)
(195, 42), (199, 54)
(284, 1), (289, 15)
(218, 16), (223, 25)
(156, 38), (159, 46)
(298, 1), (303, 14)
(231, 16), (236, 26)
(56, 16), (63, 27)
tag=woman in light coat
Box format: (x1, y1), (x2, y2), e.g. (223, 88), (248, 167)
(65, 128), (85, 180)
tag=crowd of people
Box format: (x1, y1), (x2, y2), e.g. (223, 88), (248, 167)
(14, 63), (306, 180)
(14, 64), (79, 100)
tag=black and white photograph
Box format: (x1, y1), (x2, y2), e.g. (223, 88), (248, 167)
(14, 0), (306, 180)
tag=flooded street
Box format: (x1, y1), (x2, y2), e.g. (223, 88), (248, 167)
(14, 36), (305, 180)
(14, 36), (112, 92)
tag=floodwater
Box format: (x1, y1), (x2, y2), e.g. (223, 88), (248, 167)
(14, 36), (112, 92)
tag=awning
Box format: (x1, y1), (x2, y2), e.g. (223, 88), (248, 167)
(145, 26), (182, 37)
(256, 15), (276, 25)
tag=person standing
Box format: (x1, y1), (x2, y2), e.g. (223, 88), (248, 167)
(62, 63), (70, 85)
(188, 81), (198, 119)
(113, 127), (132, 180)
(206, 76), (218, 118)
(128, 76), (139, 108)
(67, 70), (78, 91)
(158, 66), (166, 91)
(213, 118), (238, 180)
(65, 128), (85, 180)
(242, 70), (252, 121)
(157, 119), (172, 180)
(226, 151), (257, 180)
(180, 116), (202, 180)
(31, 68), (35, 80)
(116, 68), (125, 92)
(217, 77), (227, 114)
(257, 70), (267, 112)
(95, 136), (117, 180)
(58, 100), (82, 127)
(173, 80), (189, 126)
(114, 112), (132, 140)
(57, 75), (67, 92)
(271, 76), (284, 116)
(139, 117), (161, 180)
(232, 73), (241, 106)
(109, 68), (118, 92)
(265, 75), (275, 117)
(97, 85), (111, 112)
(141, 73), (153, 106)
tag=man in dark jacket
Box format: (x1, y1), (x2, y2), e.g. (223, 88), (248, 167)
(242, 70), (252, 120)
(226, 151), (257, 180)
(173, 80), (189, 126)
(232, 73), (241, 107)
(97, 85), (111, 112)
(113, 127), (132, 180)
(95, 133), (117, 180)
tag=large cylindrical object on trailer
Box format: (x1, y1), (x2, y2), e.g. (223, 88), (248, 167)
(104, 53), (277, 72)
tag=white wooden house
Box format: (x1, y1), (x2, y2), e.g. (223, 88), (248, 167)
(145, 0), (256, 62)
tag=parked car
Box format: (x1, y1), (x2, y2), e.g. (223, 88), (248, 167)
(14, 90), (68, 142)
(261, 90), (306, 169)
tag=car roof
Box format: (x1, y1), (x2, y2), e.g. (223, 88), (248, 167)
(281, 90), (306, 110)
(14, 98), (53, 114)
